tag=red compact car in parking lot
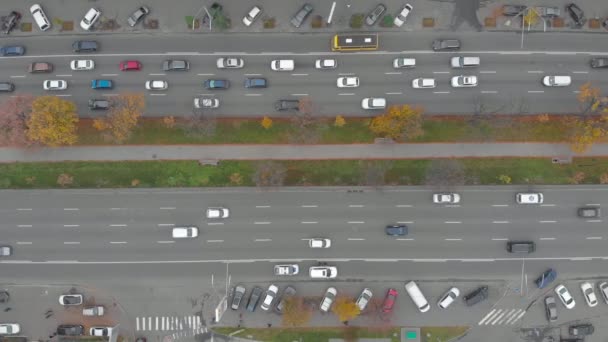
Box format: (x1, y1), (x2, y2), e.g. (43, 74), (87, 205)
(382, 288), (398, 313)
(119, 60), (142, 71)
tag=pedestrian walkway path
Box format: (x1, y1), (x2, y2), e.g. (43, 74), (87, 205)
(136, 315), (207, 337)
(478, 307), (526, 326)
(0, 142), (605, 162)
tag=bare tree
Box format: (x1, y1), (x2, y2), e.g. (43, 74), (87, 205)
(180, 111), (217, 138)
(252, 161), (287, 187)
(424, 159), (466, 188)
(288, 96), (324, 144)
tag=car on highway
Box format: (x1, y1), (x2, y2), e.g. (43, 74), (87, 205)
(290, 3), (313, 28)
(432, 39), (460, 51)
(590, 57), (608, 69)
(502, 5), (526, 16)
(206, 207), (229, 219)
(171, 226), (198, 239)
(412, 78), (436, 89)
(535, 269), (557, 289)
(0, 246), (12, 257)
(56, 324), (83, 336)
(127, 6), (150, 27)
(337, 76), (359, 88)
(88, 99), (110, 110)
(90, 327), (109, 337)
(463, 286), (488, 306)
(120, 60), (142, 71)
(565, 3), (585, 28)
(30, 4), (51, 31)
(3, 11), (21, 34)
(393, 57), (416, 69)
(91, 79), (113, 89)
(72, 40), (98, 53)
(382, 288), (398, 313)
(80, 7), (101, 30)
(275, 286), (296, 314)
(274, 264), (299, 276)
(569, 324), (595, 337)
(581, 282), (598, 307)
(385, 224), (408, 236)
(230, 285), (246, 310)
(271, 59), (295, 71)
(555, 284), (575, 309)
(365, 4), (386, 26)
(0, 323), (20, 335)
(437, 287), (459, 309)
(260, 284), (278, 311)
(598, 282), (608, 303)
(82, 305), (105, 316)
(544, 296), (558, 322)
(309, 238), (331, 248)
(275, 99), (300, 111)
(216, 57), (244, 69)
(542, 75), (571, 87)
(432, 193), (460, 204)
(0, 45), (25, 56)
(242, 6), (262, 26)
(163, 59), (189, 71)
(0, 82), (14, 93)
(451, 56), (480, 68)
(70, 59), (95, 71)
(204, 79), (230, 90)
(537, 6), (560, 18)
(246, 286), (263, 312)
(394, 4), (413, 27)
(59, 294), (83, 305)
(577, 206), (600, 218)
(309, 266), (337, 279)
(315, 59), (337, 69)
(145, 80), (168, 90)
(28, 62), (53, 73)
(361, 97), (386, 110)
(516, 192), (543, 204)
(320, 287), (337, 312)
(355, 288), (373, 311)
(43, 80), (68, 91)
(244, 78), (267, 88)
(451, 75), (478, 88)
(194, 97), (220, 109)
(506, 241), (535, 254)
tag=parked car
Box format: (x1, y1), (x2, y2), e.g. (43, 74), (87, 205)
(309, 266), (337, 279)
(127, 6), (150, 27)
(432, 39), (460, 51)
(535, 269), (557, 289)
(433, 193), (460, 204)
(244, 78), (267, 88)
(537, 6), (560, 18)
(43, 80), (67, 91)
(90, 327), (109, 337)
(598, 281), (608, 304)
(0, 246), (12, 256)
(275, 286), (296, 314)
(394, 4), (413, 27)
(555, 284), (575, 309)
(502, 5), (526, 16)
(120, 60), (142, 71)
(365, 4), (387, 26)
(385, 224), (408, 236)
(320, 287), (337, 312)
(59, 294), (83, 305)
(260, 284), (279, 311)
(204, 79), (230, 90)
(3, 11), (21, 34)
(355, 288), (373, 311)
(382, 288), (398, 313)
(216, 57), (244, 69)
(544, 296), (557, 322)
(309, 238), (331, 248)
(56, 325), (83, 336)
(171, 226), (198, 239)
(242, 6), (262, 26)
(246, 286), (263, 312)
(80, 7), (101, 30)
(590, 57), (608, 69)
(194, 98), (219, 109)
(206, 207), (229, 218)
(565, 3), (585, 28)
(70, 59), (95, 71)
(0, 323), (19, 335)
(30, 4), (51, 31)
(28, 62), (53, 73)
(438, 287), (460, 309)
(0, 45), (25, 56)
(163, 59), (189, 71)
(290, 4), (313, 28)
(91, 79), (113, 89)
(315, 59), (337, 69)
(275, 99), (299, 111)
(361, 97), (386, 110)
(82, 305), (105, 316)
(274, 264), (299, 276)
(463, 286), (488, 306)
(569, 324), (595, 337)
(145, 80), (168, 90)
(230, 285), (246, 310)
(581, 282), (598, 307)
(578, 207), (600, 218)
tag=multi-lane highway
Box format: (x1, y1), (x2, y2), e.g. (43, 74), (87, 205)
(2, 32), (608, 116)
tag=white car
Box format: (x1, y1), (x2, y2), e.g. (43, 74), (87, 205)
(30, 4), (51, 31)
(59, 294), (83, 305)
(309, 238), (331, 248)
(216, 57), (244, 69)
(80, 7), (101, 30)
(315, 59), (337, 69)
(412, 78), (436, 89)
(242, 6), (262, 26)
(309, 266), (337, 279)
(393, 4), (413, 27)
(0, 324), (20, 335)
(516, 192), (543, 204)
(145, 80), (168, 90)
(361, 97), (386, 110)
(393, 57), (416, 68)
(543, 76), (571, 87)
(194, 98), (219, 109)
(274, 264), (299, 276)
(433, 193), (461, 204)
(337, 76), (359, 88)
(355, 288), (373, 311)
(270, 59), (294, 71)
(260, 284), (278, 311)
(320, 287), (337, 312)
(70, 59), (95, 71)
(82, 305), (105, 316)
(451, 75), (478, 88)
(43, 80), (67, 91)
(171, 227), (198, 239)
(555, 284), (575, 309)
(581, 282), (598, 307)
(206, 207), (229, 219)
(90, 327), (109, 337)
(437, 287), (460, 309)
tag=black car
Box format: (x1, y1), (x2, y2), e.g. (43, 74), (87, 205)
(3, 11), (21, 34)
(204, 79), (230, 90)
(385, 224), (408, 236)
(463, 286), (488, 306)
(275, 286), (296, 314)
(57, 325), (84, 336)
(275, 99), (300, 111)
(569, 324), (594, 336)
(577, 206), (600, 217)
(290, 3), (313, 28)
(88, 99), (110, 110)
(432, 39), (460, 51)
(535, 268), (556, 289)
(72, 40), (98, 53)
(244, 78), (267, 88)
(246, 286), (263, 312)
(590, 57), (608, 69)
(565, 3), (585, 27)
(162, 59), (189, 71)
(502, 5), (526, 16)
(230, 285), (246, 310)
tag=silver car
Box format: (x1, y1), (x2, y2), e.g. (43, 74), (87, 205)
(365, 4), (386, 26)
(355, 288), (373, 311)
(127, 6), (150, 27)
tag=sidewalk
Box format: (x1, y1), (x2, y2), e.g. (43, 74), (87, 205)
(0, 142), (605, 163)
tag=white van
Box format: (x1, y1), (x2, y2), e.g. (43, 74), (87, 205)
(271, 59), (295, 71)
(393, 57), (416, 69)
(405, 281), (430, 312)
(451, 56), (480, 68)
(172, 226), (199, 238)
(542, 76), (571, 87)
(30, 4), (51, 31)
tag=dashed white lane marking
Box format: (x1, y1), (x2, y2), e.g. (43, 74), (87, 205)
(207, 222), (224, 225)
(338, 73), (355, 76)
(64, 241), (80, 245)
(338, 93), (355, 96)
(586, 203), (601, 206)
(433, 71), (450, 74)
(301, 221), (318, 224)
(16, 208), (32, 211)
(492, 238), (508, 241)
(291, 93), (309, 96)
(55, 74), (72, 77)
(539, 220), (556, 223)
(291, 73), (308, 76)
(572, 71), (588, 74)
(150, 93), (167, 96)
(586, 237), (603, 240)
(347, 221), (365, 224)
(396, 204), (412, 208)
(255, 205), (271, 208)
(158, 223), (175, 227)
(206, 240), (224, 243)
(492, 204), (509, 207)
(348, 204), (364, 208)
(245, 93), (262, 96)
(56, 94), (72, 97)
(480, 70), (496, 74)
(587, 220), (602, 223)
(396, 221), (413, 224)
(254, 221), (271, 225)
(433, 91), (450, 94)
(110, 208), (125, 210)
(10, 75), (25, 78)
(16, 241), (32, 245)
(540, 237), (556, 240)
(149, 73), (166, 76)
(384, 72), (401, 75)
(348, 238), (365, 241)
(386, 92), (402, 95)
(301, 205), (318, 208)
(64, 224), (80, 227)
(110, 224), (127, 227)
(527, 90), (544, 93)
(493, 221), (509, 224)
(527, 70), (543, 73)
(17, 225), (32, 228)
(197, 73), (214, 76)
(64, 208), (79, 211)
(157, 241), (175, 244)
(445, 221), (462, 224)
(254, 239), (271, 242)
(481, 90), (497, 94)
(444, 238), (462, 241)
(160, 207), (176, 210)
(102, 93), (118, 96)
(540, 204), (555, 207)
(110, 241), (128, 244)
(397, 238), (414, 241)
(101, 73), (118, 76)
(244, 73), (262, 76)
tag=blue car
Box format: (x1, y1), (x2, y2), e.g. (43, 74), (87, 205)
(91, 79), (113, 89)
(0, 45), (25, 56)
(535, 268), (556, 289)
(204, 79), (230, 90)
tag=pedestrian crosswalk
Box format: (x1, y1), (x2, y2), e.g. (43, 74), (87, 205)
(136, 315), (207, 338)
(478, 308), (526, 325)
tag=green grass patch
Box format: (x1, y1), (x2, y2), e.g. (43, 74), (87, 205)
(213, 327), (402, 342)
(421, 326), (468, 342)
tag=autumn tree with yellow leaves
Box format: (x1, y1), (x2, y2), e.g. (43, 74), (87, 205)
(369, 105), (424, 141)
(331, 296), (360, 322)
(93, 93), (145, 143)
(567, 82), (608, 153)
(26, 96), (78, 146)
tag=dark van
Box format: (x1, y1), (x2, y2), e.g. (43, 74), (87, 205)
(246, 286), (263, 312)
(464, 286), (488, 306)
(506, 241), (535, 254)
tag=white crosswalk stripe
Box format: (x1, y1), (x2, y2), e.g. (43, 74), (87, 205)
(478, 308), (526, 325)
(136, 315), (206, 334)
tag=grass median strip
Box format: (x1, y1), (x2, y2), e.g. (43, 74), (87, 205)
(0, 158), (605, 189)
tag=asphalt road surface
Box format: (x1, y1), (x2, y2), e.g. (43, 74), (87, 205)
(1, 31), (608, 116)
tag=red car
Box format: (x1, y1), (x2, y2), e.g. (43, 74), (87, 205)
(382, 288), (398, 313)
(119, 60), (142, 71)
